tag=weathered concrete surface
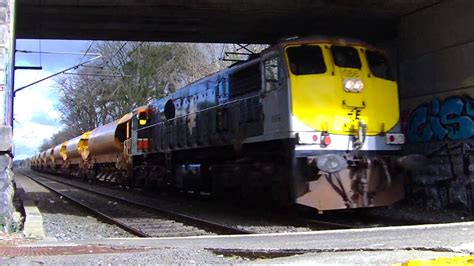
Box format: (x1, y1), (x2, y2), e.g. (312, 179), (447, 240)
(0, 126), (12, 151)
(0, 128), (14, 232)
(0, 0), (14, 232)
(16, 0), (440, 43)
(14, 173), (45, 239)
(399, 0), (474, 103)
(41, 221), (474, 251)
(399, 0), (474, 117)
(398, 0), (474, 211)
(0, 0), (13, 126)
(0, 152), (14, 231)
(12, 222), (473, 264)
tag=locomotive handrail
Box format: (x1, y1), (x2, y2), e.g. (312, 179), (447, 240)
(135, 93), (261, 132)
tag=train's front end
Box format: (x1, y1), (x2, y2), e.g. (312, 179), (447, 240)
(285, 38), (408, 210)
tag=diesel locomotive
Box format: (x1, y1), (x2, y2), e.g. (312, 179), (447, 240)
(32, 36), (413, 211)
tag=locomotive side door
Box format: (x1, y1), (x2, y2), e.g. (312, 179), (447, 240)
(260, 51), (290, 135)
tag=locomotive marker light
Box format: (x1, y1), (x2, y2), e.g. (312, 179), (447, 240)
(321, 133), (332, 147)
(316, 154), (348, 173)
(138, 110), (148, 126)
(297, 132), (319, 144)
(343, 78), (364, 92)
(385, 133), (405, 145)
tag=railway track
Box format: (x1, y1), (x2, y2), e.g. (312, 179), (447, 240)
(22, 171), (253, 237)
(358, 212), (434, 227)
(294, 218), (355, 230)
(23, 170), (429, 234)
(295, 210), (431, 230)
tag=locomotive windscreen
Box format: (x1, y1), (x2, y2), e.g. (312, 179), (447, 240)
(366, 50), (395, 81)
(331, 46), (361, 69)
(286, 45), (326, 75)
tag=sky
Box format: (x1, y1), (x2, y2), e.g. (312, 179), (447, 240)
(13, 39), (93, 160)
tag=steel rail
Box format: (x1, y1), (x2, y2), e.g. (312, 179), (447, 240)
(359, 213), (433, 226)
(24, 171), (253, 235)
(296, 218), (355, 230)
(23, 172), (149, 237)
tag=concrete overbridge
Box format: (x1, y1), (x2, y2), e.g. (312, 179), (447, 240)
(16, 0), (440, 43)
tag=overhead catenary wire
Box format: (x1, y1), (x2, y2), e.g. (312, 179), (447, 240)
(93, 41), (145, 78)
(79, 40), (95, 64)
(14, 53), (102, 96)
(100, 41), (128, 68)
(15, 41), (134, 80)
(100, 41), (145, 69)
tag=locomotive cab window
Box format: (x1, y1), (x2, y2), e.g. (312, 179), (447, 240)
(366, 50), (395, 81)
(286, 45), (326, 75)
(331, 45), (361, 69)
(264, 56), (281, 92)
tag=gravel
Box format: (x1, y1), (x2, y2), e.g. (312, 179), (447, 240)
(15, 172), (134, 241)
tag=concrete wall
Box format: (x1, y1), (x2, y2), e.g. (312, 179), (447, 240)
(398, 0), (474, 210)
(0, 0), (14, 232)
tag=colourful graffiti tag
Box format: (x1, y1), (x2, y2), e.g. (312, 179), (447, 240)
(406, 96), (474, 142)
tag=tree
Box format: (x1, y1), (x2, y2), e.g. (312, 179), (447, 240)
(55, 42), (221, 131)
(38, 126), (81, 152)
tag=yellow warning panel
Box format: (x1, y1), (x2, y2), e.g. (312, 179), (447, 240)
(397, 255), (474, 266)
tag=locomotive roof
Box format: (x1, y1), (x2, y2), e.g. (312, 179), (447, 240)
(275, 35), (376, 50)
(178, 36), (374, 88)
(153, 35), (378, 106)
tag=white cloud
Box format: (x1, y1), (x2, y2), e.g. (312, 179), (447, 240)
(13, 69), (63, 159)
(12, 39), (95, 160)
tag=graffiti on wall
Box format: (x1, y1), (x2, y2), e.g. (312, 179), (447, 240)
(405, 95), (474, 142)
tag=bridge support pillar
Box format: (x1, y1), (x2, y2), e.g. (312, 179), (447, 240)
(0, 126), (13, 232)
(0, 0), (15, 232)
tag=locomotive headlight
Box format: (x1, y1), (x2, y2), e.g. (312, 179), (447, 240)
(344, 79), (355, 91)
(343, 78), (364, 93)
(354, 79), (364, 91)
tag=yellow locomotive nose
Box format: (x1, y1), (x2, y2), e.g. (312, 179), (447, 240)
(286, 43), (399, 136)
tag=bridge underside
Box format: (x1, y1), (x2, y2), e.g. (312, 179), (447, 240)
(16, 0), (440, 43)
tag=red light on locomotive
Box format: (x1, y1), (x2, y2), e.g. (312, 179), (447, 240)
(321, 134), (331, 146)
(389, 135), (395, 142)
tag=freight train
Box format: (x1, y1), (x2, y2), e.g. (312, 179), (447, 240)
(31, 36), (420, 211)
